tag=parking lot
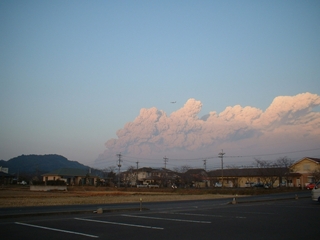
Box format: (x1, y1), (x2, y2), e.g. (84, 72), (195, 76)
(1, 197), (319, 240)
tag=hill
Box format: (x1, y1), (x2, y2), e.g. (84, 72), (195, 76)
(0, 154), (88, 174)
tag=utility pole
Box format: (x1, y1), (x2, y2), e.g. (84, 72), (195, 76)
(163, 156), (169, 187)
(163, 156), (168, 169)
(136, 161), (139, 185)
(218, 149), (225, 188)
(116, 153), (122, 188)
(203, 159), (207, 171)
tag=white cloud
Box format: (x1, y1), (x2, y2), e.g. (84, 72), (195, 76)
(96, 92), (320, 167)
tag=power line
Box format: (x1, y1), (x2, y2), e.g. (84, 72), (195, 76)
(120, 147), (320, 162)
(93, 147), (320, 170)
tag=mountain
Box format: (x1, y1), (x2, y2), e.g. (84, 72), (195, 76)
(0, 154), (88, 174)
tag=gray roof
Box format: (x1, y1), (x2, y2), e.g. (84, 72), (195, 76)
(42, 168), (89, 177)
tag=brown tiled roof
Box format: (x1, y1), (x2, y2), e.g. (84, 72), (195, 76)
(143, 175), (176, 181)
(185, 168), (207, 175)
(207, 167), (288, 177)
(291, 157), (320, 167)
(285, 172), (301, 177)
(307, 157), (320, 163)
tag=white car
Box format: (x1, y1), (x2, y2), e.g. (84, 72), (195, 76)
(311, 181), (320, 202)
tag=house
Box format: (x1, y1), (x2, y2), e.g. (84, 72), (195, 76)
(0, 171), (14, 185)
(115, 156), (320, 189)
(207, 167), (288, 188)
(289, 157), (320, 188)
(181, 168), (209, 188)
(0, 166), (9, 173)
(122, 167), (180, 187)
(42, 168), (100, 186)
(0, 166), (14, 185)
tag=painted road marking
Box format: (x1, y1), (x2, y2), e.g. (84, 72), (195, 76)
(15, 222), (98, 238)
(74, 217), (164, 230)
(121, 214), (211, 223)
(160, 211), (247, 219)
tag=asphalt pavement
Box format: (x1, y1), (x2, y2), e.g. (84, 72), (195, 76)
(0, 191), (318, 240)
(0, 190), (311, 219)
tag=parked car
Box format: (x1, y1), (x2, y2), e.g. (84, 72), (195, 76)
(136, 184), (148, 188)
(306, 183), (316, 190)
(253, 183), (264, 188)
(264, 183), (271, 189)
(245, 182), (255, 187)
(311, 181), (320, 202)
(278, 182), (286, 187)
(18, 181), (27, 185)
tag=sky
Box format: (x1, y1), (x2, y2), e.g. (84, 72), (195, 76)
(1, 1), (320, 171)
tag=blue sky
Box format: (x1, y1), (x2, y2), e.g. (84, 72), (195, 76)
(1, 1), (320, 170)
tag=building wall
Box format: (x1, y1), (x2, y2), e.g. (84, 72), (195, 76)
(0, 166), (9, 173)
(290, 158), (320, 187)
(43, 175), (61, 181)
(211, 176), (281, 188)
(43, 175), (98, 186)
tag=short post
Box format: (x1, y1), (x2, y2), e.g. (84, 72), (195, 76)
(140, 198), (142, 211)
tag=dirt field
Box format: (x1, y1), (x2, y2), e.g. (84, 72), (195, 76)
(0, 186), (235, 208)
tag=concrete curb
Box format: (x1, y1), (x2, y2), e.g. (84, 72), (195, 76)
(227, 195), (309, 205)
(0, 207), (149, 219)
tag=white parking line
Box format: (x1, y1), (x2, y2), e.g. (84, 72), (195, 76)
(15, 222), (98, 238)
(74, 218), (164, 230)
(121, 214), (211, 223)
(160, 211), (247, 219)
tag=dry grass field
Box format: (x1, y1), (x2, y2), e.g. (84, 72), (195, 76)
(0, 185), (235, 208)
(1, 185), (302, 208)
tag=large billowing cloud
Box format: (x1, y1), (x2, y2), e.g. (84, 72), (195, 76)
(96, 92), (320, 166)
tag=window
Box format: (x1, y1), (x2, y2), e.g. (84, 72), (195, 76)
(307, 176), (314, 183)
(303, 164), (310, 171)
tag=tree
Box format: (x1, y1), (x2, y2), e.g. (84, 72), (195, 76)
(124, 166), (136, 187)
(275, 157), (294, 168)
(176, 165), (192, 187)
(173, 165), (191, 173)
(312, 167), (320, 183)
(226, 165), (240, 169)
(274, 157), (294, 186)
(253, 157), (293, 187)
